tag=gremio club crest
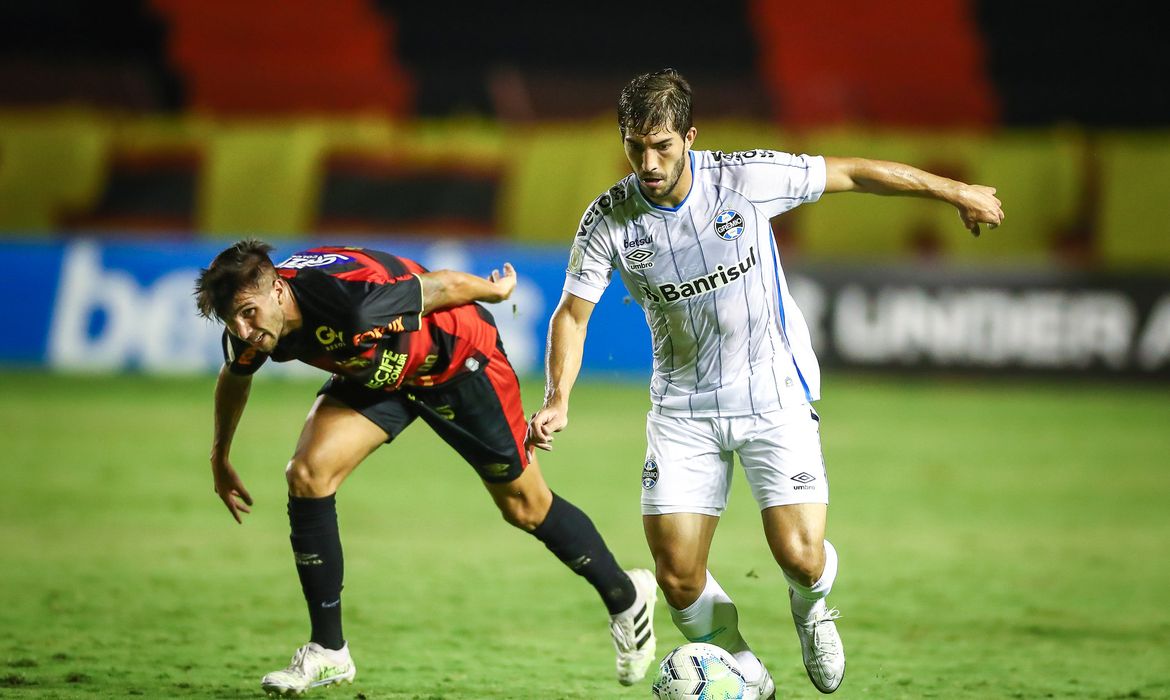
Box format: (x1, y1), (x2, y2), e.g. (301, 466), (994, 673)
(714, 209), (745, 240)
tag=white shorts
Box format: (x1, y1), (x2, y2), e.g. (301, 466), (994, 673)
(640, 403), (829, 516)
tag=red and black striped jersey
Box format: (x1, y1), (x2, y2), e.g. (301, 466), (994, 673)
(222, 246), (501, 391)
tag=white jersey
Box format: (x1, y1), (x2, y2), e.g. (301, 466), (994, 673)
(564, 149), (826, 417)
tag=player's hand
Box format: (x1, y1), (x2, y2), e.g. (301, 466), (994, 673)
(525, 403), (568, 458)
(955, 184), (1004, 237)
(485, 262), (517, 302)
(211, 458), (253, 524)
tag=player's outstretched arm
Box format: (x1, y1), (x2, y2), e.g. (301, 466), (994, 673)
(418, 262), (517, 314)
(211, 364), (254, 524)
(823, 156), (1005, 236)
(526, 292), (595, 456)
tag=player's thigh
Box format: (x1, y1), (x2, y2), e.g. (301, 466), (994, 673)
(641, 412), (734, 517)
(643, 511), (720, 573)
(289, 394), (395, 492)
(760, 502), (827, 568)
(735, 404), (829, 510)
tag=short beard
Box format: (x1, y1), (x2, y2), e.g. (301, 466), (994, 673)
(648, 152), (688, 201)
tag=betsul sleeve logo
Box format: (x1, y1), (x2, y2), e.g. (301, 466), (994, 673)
(714, 209), (745, 241)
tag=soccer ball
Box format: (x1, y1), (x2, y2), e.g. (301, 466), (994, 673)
(651, 642), (747, 700)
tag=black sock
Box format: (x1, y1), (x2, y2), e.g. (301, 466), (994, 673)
(530, 493), (637, 614)
(288, 494), (345, 650)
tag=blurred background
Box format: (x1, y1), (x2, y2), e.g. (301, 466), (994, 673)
(1, 0), (1169, 378)
(3, 3), (1170, 698)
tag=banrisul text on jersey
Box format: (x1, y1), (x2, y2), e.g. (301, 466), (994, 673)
(641, 247), (757, 303)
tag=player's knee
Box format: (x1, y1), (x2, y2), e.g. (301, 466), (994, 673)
(499, 499), (543, 531)
(493, 476), (553, 531)
(774, 536), (825, 586)
(654, 562), (706, 609)
(498, 489), (555, 531)
(285, 455), (336, 498)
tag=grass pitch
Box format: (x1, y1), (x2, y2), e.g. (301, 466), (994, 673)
(1, 371), (1168, 699)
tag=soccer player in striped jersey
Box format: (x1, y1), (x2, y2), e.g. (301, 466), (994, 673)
(195, 241), (658, 696)
(527, 69), (1004, 697)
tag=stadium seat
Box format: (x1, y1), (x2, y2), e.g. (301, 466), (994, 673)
(749, 0), (997, 128)
(150, 0), (411, 115)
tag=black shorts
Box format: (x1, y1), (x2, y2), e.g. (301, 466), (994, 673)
(318, 344), (529, 483)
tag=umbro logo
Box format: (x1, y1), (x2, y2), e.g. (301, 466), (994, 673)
(791, 472), (817, 491)
(625, 248), (655, 270)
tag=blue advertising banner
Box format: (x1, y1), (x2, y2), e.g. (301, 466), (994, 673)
(0, 237), (653, 378)
(2, 238), (1169, 378)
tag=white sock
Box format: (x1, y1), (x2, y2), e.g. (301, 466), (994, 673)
(668, 571), (763, 682)
(785, 539), (838, 621)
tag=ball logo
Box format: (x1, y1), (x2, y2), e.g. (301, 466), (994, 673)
(642, 458), (659, 490)
(714, 210), (745, 241)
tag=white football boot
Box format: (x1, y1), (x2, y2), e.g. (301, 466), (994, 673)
(744, 662), (777, 700)
(260, 642), (355, 697)
(790, 589), (845, 693)
(609, 568), (658, 685)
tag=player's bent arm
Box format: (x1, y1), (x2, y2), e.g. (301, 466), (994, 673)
(418, 263), (517, 314)
(822, 156), (1004, 235)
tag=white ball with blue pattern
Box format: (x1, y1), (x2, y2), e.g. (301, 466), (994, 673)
(651, 642), (747, 700)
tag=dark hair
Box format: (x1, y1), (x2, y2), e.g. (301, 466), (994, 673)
(617, 68), (693, 137)
(194, 238), (276, 321)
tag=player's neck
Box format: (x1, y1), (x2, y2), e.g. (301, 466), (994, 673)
(281, 295), (304, 335)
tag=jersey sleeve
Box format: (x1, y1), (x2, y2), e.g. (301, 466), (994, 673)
(705, 149), (827, 218)
(563, 206), (618, 303)
(350, 273), (424, 335)
(222, 330), (269, 375)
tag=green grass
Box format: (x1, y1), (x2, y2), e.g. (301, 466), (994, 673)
(1, 371), (1168, 699)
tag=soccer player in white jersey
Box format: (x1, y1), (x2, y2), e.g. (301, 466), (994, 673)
(527, 69), (1004, 697)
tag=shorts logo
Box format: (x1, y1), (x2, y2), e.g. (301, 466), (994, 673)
(714, 209), (745, 241)
(483, 462), (511, 478)
(791, 471), (817, 490)
(625, 248), (655, 270)
(642, 458), (659, 490)
(277, 253), (353, 269)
